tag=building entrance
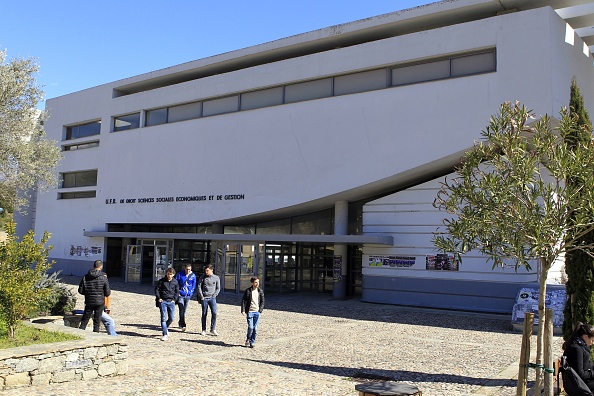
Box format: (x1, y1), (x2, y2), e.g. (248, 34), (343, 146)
(124, 239), (173, 285)
(221, 243), (262, 294)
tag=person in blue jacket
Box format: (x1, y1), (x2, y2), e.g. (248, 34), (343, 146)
(175, 263), (197, 332)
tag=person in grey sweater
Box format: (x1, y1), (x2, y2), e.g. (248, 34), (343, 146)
(196, 264), (220, 336)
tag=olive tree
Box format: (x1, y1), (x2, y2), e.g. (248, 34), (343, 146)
(433, 101), (594, 395)
(0, 50), (61, 212)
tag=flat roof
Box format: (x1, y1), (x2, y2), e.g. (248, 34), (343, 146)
(83, 230), (394, 246)
(109, 0), (594, 96)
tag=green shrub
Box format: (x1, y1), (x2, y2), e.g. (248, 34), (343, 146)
(34, 272), (77, 316)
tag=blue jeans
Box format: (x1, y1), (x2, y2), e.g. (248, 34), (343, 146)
(201, 297), (217, 331)
(160, 301), (175, 336)
(101, 312), (118, 336)
(246, 311), (260, 344)
(177, 296), (191, 328)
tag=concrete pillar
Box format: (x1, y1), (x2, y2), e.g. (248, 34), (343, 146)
(333, 200), (348, 300)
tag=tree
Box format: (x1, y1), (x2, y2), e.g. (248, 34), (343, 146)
(0, 221), (54, 338)
(0, 50), (61, 212)
(562, 77), (594, 339)
(433, 101), (594, 394)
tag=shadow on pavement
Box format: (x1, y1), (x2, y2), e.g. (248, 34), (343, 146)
(244, 358), (518, 388)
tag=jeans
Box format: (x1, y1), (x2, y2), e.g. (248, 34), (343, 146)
(160, 301), (175, 336)
(177, 296), (191, 328)
(80, 304), (104, 332)
(101, 312), (118, 336)
(246, 311), (260, 344)
(201, 297), (217, 331)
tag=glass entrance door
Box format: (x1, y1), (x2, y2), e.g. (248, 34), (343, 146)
(223, 243), (258, 294)
(223, 244), (239, 293)
(138, 239), (173, 285)
(125, 245), (142, 283)
(264, 243), (296, 293)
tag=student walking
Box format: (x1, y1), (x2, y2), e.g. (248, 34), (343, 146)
(78, 260), (111, 332)
(197, 264), (220, 336)
(241, 276), (265, 348)
(155, 268), (179, 341)
(175, 263), (196, 331)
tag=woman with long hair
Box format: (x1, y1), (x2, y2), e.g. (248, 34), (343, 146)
(563, 322), (594, 392)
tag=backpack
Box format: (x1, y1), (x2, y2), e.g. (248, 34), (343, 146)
(559, 355), (594, 396)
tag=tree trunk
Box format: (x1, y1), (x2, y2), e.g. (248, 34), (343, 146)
(543, 308), (554, 396)
(534, 257), (551, 393)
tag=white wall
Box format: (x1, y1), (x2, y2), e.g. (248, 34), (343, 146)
(362, 176), (539, 283)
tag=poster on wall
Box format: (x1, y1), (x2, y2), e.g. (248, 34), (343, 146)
(426, 254), (458, 271)
(333, 255), (342, 281)
(367, 256), (416, 268)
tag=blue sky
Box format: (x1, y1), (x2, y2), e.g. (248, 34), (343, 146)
(1, 1), (434, 106)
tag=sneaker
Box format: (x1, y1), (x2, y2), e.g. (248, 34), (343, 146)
(245, 339), (250, 347)
(200, 330), (206, 336)
(210, 330), (219, 336)
(249, 343), (254, 348)
(181, 327), (186, 332)
(161, 335), (168, 341)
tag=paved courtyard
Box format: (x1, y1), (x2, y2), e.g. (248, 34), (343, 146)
(5, 276), (563, 395)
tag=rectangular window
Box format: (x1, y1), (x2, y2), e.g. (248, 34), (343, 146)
(65, 120), (101, 140)
(285, 78), (332, 104)
(392, 60), (450, 86)
(203, 96), (239, 117)
(61, 170), (98, 188)
(451, 51), (496, 77)
(240, 87), (283, 111)
(62, 141), (99, 151)
(334, 69), (387, 96)
(145, 108), (168, 127)
(113, 113), (140, 131)
(59, 191), (97, 199)
(168, 102), (202, 123)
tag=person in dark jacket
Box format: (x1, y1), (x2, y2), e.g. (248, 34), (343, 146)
(155, 267), (179, 341)
(563, 322), (594, 392)
(241, 276), (265, 348)
(78, 260), (111, 332)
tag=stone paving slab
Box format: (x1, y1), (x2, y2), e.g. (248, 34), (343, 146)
(2, 276), (562, 395)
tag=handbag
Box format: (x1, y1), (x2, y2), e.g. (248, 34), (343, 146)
(155, 296), (160, 308)
(560, 355), (594, 396)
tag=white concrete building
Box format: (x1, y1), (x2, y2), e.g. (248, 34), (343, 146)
(19, 0), (594, 312)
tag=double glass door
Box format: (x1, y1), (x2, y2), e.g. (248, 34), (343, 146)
(125, 240), (173, 285)
(222, 243), (261, 293)
(264, 243), (297, 293)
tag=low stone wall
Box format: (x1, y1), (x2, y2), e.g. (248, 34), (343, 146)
(0, 318), (127, 390)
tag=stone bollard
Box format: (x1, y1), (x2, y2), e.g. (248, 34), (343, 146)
(355, 382), (422, 396)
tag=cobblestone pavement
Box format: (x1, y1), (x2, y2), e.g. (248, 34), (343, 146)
(4, 276), (562, 395)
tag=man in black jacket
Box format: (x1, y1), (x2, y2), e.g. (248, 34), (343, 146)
(78, 260), (111, 332)
(241, 276), (265, 348)
(155, 267), (179, 341)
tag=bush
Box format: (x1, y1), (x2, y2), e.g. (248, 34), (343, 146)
(34, 272), (77, 316)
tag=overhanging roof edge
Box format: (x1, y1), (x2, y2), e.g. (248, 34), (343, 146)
(83, 231), (393, 246)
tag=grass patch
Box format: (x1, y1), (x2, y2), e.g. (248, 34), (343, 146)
(0, 321), (80, 349)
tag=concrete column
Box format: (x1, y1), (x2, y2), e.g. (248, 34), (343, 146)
(333, 200), (348, 300)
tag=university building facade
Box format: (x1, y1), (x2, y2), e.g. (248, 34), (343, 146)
(18, 0), (594, 313)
